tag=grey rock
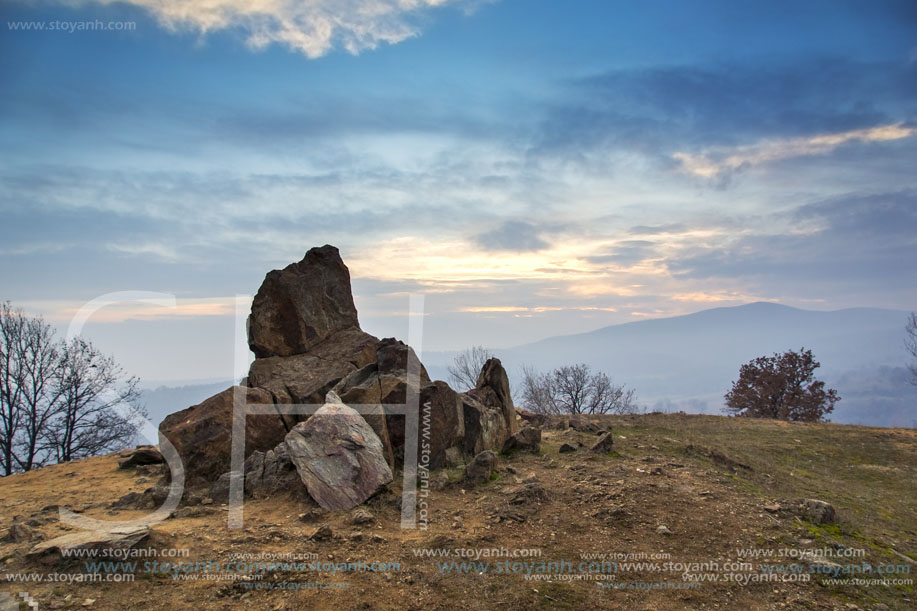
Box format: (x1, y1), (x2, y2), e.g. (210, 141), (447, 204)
(27, 526), (149, 561)
(352, 508), (375, 525)
(285, 402), (393, 511)
(464, 450), (497, 486)
(309, 524), (333, 541)
(590, 432), (614, 454)
(803, 499), (836, 524)
(502, 427), (541, 454)
(117, 446), (164, 469)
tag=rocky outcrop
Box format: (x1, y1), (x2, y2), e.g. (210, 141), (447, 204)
(462, 358), (518, 458)
(419, 381), (466, 469)
(159, 245), (523, 511)
(158, 386), (287, 483)
(471, 358), (517, 436)
(248, 245), (361, 358)
(461, 392), (508, 457)
(284, 399), (393, 511)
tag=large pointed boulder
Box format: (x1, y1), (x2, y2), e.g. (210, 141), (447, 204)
(284, 399), (393, 511)
(468, 358), (518, 436)
(462, 358), (517, 457)
(248, 245), (361, 358)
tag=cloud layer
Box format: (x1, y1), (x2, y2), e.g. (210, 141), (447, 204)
(83, 0), (464, 57)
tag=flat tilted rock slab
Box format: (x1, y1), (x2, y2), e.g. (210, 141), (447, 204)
(27, 526), (150, 561)
(285, 402), (393, 511)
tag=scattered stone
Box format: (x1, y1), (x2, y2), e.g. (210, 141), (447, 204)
(650, 466), (665, 476)
(349, 531), (363, 542)
(352, 508), (375, 525)
(559, 443), (577, 454)
(656, 525), (673, 535)
(515, 407), (546, 427)
(371, 534), (386, 543)
(285, 402), (393, 511)
(569, 414), (601, 433)
(590, 432), (614, 454)
(309, 524), (333, 541)
(764, 504), (781, 513)
(803, 499), (836, 524)
(117, 446), (164, 469)
(464, 450), (497, 486)
(509, 482), (548, 505)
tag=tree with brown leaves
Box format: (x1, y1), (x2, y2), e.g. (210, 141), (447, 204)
(724, 348), (839, 422)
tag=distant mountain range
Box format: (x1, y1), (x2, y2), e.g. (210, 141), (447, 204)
(141, 303), (916, 430)
(424, 302), (916, 428)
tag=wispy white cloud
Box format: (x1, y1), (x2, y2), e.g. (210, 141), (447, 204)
(77, 0), (471, 57)
(19, 297), (239, 323)
(674, 123), (917, 179)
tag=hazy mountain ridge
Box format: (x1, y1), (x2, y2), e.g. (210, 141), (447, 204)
(426, 302), (916, 428)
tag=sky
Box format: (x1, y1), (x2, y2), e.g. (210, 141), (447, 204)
(1, 0), (916, 383)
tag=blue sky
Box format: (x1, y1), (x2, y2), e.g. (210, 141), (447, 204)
(1, 0), (916, 382)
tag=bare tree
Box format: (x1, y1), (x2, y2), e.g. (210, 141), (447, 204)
(448, 345), (493, 390)
(0, 302), (25, 476)
(0, 302), (146, 475)
(14, 314), (62, 471)
(521, 363), (637, 415)
(45, 338), (145, 463)
(906, 312), (917, 386)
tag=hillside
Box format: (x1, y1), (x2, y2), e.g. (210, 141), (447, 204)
(424, 303), (916, 427)
(2, 414), (914, 610)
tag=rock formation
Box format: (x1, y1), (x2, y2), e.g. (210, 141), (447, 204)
(159, 244), (522, 509)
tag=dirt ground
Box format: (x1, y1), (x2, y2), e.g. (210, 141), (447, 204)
(1, 414), (914, 610)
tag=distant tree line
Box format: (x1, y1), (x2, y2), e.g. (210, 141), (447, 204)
(0, 302), (146, 476)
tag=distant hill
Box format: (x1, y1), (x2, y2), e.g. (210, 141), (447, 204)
(425, 303), (916, 428)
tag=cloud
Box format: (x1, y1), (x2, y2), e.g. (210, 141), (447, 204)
(79, 0), (471, 58)
(669, 190), (917, 293)
(534, 58), (917, 162)
(673, 123), (917, 178)
(18, 298), (239, 323)
(473, 221), (550, 252)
